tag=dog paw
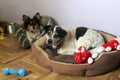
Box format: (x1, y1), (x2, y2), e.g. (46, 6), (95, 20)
(74, 49), (80, 53)
(92, 53), (98, 59)
(97, 46), (104, 53)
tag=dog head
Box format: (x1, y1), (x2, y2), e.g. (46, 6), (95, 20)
(46, 25), (67, 49)
(23, 12), (41, 33)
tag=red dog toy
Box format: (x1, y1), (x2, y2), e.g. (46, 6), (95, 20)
(102, 39), (120, 51)
(92, 37), (120, 59)
(74, 46), (94, 64)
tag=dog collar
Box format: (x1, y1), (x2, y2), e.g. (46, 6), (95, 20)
(57, 38), (65, 49)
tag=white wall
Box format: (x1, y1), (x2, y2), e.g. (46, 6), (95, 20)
(0, 0), (120, 35)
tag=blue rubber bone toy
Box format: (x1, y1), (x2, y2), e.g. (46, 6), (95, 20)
(2, 67), (26, 76)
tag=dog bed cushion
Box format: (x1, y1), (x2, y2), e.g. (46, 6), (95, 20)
(32, 30), (120, 76)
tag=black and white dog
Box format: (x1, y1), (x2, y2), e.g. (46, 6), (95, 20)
(46, 25), (105, 55)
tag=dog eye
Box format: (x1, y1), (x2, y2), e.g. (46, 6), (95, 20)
(54, 34), (59, 38)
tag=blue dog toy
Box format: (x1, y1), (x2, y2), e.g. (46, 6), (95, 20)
(2, 67), (26, 76)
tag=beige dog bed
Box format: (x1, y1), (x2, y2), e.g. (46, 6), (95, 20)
(32, 30), (120, 76)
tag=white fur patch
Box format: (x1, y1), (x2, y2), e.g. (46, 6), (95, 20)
(57, 28), (104, 55)
(76, 29), (104, 49)
(26, 31), (40, 43)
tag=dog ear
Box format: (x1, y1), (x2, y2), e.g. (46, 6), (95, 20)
(34, 12), (41, 21)
(23, 15), (30, 22)
(47, 25), (54, 31)
(56, 27), (67, 38)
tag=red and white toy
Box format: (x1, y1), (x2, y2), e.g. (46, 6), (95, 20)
(74, 46), (94, 64)
(74, 37), (120, 64)
(91, 37), (120, 59)
(102, 38), (120, 51)
(96, 37), (120, 52)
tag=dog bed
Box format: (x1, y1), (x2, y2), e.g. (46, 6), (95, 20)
(32, 30), (120, 76)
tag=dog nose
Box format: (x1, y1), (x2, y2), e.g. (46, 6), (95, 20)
(48, 39), (53, 44)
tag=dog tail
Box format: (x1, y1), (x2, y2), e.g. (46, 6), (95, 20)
(15, 24), (31, 49)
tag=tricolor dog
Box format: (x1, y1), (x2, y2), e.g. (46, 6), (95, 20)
(15, 12), (53, 48)
(23, 12), (52, 43)
(46, 26), (105, 55)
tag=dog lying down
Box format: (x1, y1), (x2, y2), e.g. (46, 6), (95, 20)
(46, 25), (105, 55)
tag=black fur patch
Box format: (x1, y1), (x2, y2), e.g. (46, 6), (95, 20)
(44, 25), (54, 33)
(76, 27), (88, 40)
(56, 27), (67, 38)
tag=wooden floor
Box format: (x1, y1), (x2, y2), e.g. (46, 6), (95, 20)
(0, 34), (120, 80)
